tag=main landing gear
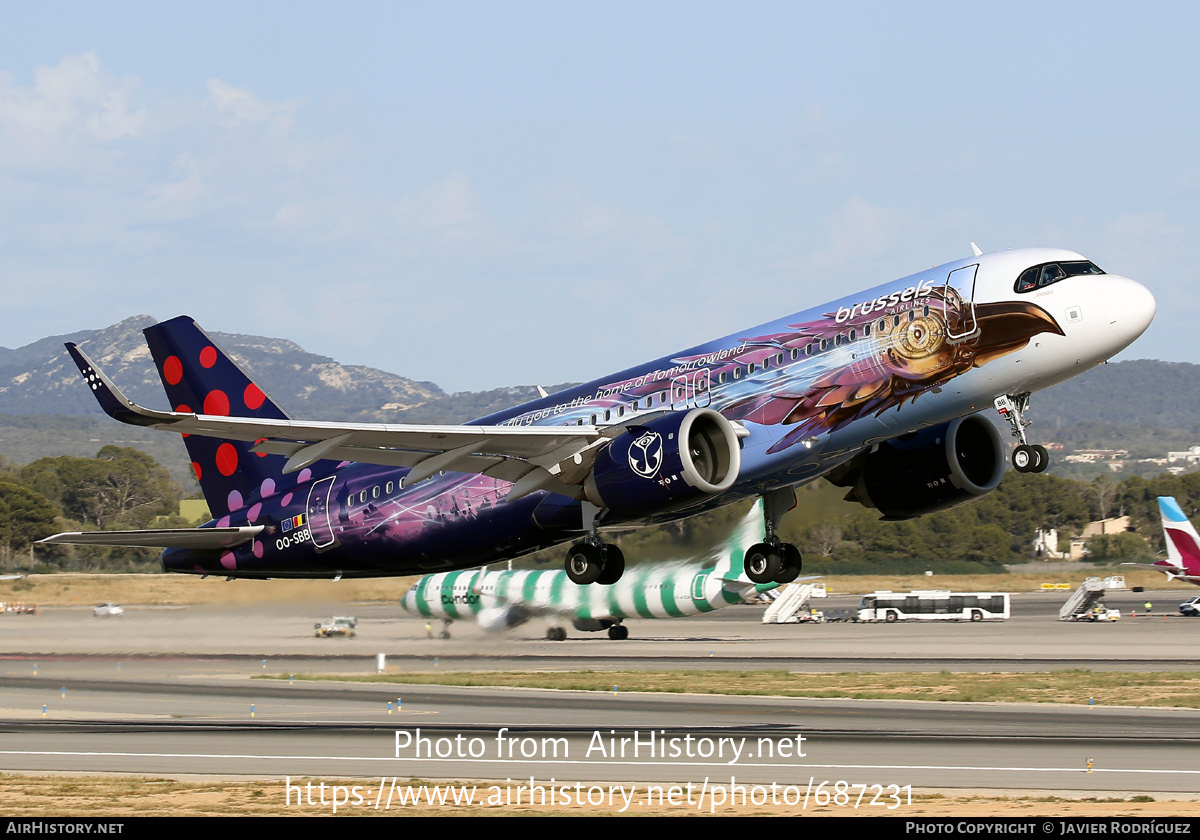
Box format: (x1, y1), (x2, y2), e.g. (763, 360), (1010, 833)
(994, 393), (1049, 474)
(564, 502), (626, 585)
(744, 487), (804, 585)
(564, 539), (625, 585)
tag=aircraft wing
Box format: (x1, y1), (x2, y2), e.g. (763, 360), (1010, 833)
(39, 527), (264, 550)
(67, 343), (606, 501)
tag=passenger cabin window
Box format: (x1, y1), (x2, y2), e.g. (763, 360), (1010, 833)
(1015, 260), (1104, 293)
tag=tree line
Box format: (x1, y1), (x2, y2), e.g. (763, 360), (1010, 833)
(600, 470), (1181, 575)
(0, 446), (186, 572)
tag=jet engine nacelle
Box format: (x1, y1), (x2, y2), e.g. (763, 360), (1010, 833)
(584, 408), (742, 517)
(842, 414), (1005, 520)
(476, 607), (529, 633)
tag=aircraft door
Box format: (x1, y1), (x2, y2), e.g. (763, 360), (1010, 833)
(672, 375), (689, 411)
(943, 265), (979, 341)
(694, 369), (711, 407)
(306, 475), (338, 550)
(672, 371), (710, 410)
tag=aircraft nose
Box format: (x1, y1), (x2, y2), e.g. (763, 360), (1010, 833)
(1103, 277), (1156, 346)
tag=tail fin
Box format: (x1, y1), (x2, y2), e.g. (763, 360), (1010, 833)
(142, 316), (296, 519)
(1158, 496), (1200, 576)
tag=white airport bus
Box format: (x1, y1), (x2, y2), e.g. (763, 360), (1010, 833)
(857, 591), (1010, 623)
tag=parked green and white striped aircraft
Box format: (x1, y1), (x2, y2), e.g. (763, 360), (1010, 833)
(401, 501), (783, 640)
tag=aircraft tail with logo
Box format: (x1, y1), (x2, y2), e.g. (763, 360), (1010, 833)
(1153, 496), (1200, 584)
(1123, 496), (1200, 586)
(44, 317), (330, 554)
(139, 316), (301, 519)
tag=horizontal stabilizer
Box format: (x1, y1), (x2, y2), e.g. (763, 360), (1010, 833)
(39, 527), (264, 550)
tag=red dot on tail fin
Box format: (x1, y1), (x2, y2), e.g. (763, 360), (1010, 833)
(216, 443), (238, 476)
(245, 383), (266, 410)
(199, 346), (218, 368)
(204, 390), (230, 416)
(163, 356), (183, 385)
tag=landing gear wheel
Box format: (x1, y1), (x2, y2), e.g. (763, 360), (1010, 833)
(1012, 444), (1041, 473)
(745, 542), (783, 584)
(546, 627), (566, 641)
(776, 543), (803, 584)
(1030, 444), (1049, 473)
(607, 624), (628, 640)
(596, 544), (625, 585)
(565, 542), (604, 585)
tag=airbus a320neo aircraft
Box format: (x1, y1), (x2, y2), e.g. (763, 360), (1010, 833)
(43, 246), (1155, 587)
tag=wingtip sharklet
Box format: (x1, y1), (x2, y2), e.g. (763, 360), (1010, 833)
(65, 341), (178, 429)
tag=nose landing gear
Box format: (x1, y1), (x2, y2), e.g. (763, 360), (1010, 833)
(995, 393), (1049, 473)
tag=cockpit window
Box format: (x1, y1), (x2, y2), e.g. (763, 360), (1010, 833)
(1014, 260), (1104, 293)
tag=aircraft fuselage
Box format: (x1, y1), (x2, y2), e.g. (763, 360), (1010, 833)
(159, 247), (1155, 578)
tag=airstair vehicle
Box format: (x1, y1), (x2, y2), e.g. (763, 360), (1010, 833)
(762, 582), (828, 624)
(1059, 576), (1125, 621)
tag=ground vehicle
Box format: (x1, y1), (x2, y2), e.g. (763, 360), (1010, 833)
(1180, 596), (1200, 617)
(857, 591), (1010, 622)
(314, 616), (357, 637)
(93, 603), (124, 617)
(1072, 606), (1120, 622)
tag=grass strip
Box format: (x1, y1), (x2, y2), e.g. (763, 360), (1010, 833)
(261, 668), (1200, 708)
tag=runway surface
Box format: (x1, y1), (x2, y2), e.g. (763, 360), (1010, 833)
(1, 588), (1198, 802)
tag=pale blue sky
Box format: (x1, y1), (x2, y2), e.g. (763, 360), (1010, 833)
(0, 2), (1194, 391)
